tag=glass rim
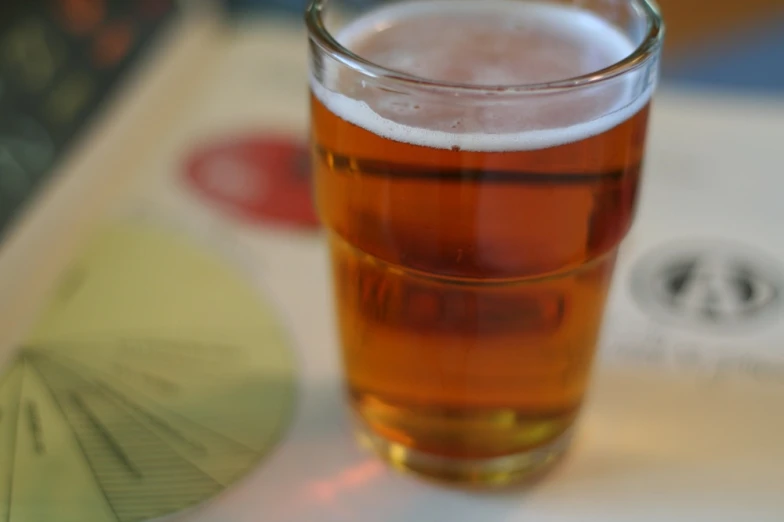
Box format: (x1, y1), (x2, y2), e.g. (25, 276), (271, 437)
(305, 0), (665, 93)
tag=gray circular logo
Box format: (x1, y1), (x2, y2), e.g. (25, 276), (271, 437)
(631, 240), (783, 331)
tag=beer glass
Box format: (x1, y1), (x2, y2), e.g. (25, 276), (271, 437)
(307, 0), (663, 485)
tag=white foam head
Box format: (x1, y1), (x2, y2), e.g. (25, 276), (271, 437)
(312, 0), (656, 151)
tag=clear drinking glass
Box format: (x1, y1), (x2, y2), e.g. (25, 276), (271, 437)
(307, 0), (664, 485)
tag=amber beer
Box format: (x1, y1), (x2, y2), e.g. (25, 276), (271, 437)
(308, 0), (662, 483)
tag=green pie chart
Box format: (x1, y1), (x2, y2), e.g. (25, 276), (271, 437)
(0, 221), (296, 522)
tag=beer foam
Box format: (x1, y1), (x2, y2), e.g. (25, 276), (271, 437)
(312, 0), (655, 151)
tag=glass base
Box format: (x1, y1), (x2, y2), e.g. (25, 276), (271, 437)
(356, 422), (572, 487)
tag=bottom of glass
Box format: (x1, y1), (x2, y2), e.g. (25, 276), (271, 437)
(355, 421), (572, 487)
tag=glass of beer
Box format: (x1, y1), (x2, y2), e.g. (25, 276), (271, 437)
(307, 0), (663, 485)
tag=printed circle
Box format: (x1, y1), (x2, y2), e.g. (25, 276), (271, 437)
(0, 221), (296, 522)
(184, 135), (320, 230)
(630, 239), (784, 332)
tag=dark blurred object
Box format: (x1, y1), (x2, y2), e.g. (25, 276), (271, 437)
(223, 0), (306, 14)
(656, 0), (783, 53)
(664, 16), (784, 93)
(0, 0), (178, 238)
(658, 0), (784, 92)
(223, 0), (374, 15)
